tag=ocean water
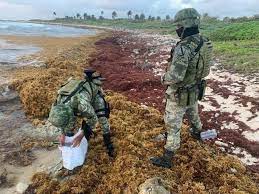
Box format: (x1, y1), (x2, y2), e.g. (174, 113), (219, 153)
(0, 21), (96, 85)
(0, 39), (40, 65)
(0, 20), (96, 37)
(0, 20), (96, 65)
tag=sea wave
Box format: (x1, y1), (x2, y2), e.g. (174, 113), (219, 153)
(0, 21), (95, 37)
(0, 25), (9, 29)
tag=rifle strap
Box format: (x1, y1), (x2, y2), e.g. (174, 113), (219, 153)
(62, 81), (87, 104)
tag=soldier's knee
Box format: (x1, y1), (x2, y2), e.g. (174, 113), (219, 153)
(98, 116), (108, 124)
(165, 117), (183, 131)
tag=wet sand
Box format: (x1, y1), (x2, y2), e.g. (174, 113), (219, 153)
(0, 32), (107, 193)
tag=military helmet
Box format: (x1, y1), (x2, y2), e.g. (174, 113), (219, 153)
(92, 71), (106, 81)
(84, 69), (105, 86)
(174, 8), (200, 28)
(48, 103), (74, 128)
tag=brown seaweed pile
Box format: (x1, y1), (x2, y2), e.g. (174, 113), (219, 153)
(27, 93), (259, 194)
(11, 35), (104, 119)
(9, 32), (258, 193)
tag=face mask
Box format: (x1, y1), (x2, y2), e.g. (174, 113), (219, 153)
(176, 27), (184, 38)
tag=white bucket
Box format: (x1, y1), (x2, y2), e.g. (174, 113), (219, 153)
(59, 130), (88, 170)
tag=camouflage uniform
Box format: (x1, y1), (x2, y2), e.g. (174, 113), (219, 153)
(93, 89), (111, 135)
(54, 87), (110, 135)
(151, 8), (213, 168)
(163, 33), (208, 152)
(54, 80), (100, 135)
(164, 99), (201, 152)
(49, 70), (114, 157)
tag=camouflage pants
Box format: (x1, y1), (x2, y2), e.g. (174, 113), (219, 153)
(164, 95), (202, 152)
(93, 93), (110, 135)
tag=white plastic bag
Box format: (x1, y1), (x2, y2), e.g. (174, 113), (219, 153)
(59, 130), (88, 170)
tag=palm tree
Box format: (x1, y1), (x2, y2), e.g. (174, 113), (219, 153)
(135, 14), (140, 20)
(127, 10), (132, 19)
(91, 15), (96, 20)
(166, 15), (170, 20)
(76, 13), (81, 19)
(100, 11), (104, 20)
(53, 12), (56, 19)
(112, 11), (117, 19)
(83, 13), (88, 20)
(156, 16), (161, 21)
(140, 13), (145, 21)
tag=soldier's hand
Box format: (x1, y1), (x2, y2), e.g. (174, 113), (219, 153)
(72, 131), (84, 147)
(59, 134), (66, 146)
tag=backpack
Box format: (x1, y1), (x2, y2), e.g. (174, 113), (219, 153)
(193, 36), (213, 80)
(48, 79), (90, 129)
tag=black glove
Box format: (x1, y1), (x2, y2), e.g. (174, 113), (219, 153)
(103, 133), (114, 157)
(81, 120), (94, 141)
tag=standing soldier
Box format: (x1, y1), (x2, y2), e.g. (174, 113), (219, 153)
(48, 69), (114, 157)
(151, 8), (213, 168)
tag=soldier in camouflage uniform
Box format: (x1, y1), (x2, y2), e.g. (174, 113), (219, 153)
(48, 69), (114, 157)
(151, 8), (213, 168)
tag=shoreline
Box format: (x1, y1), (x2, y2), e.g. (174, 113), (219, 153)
(0, 24), (258, 193)
(29, 20), (114, 31)
(0, 31), (109, 193)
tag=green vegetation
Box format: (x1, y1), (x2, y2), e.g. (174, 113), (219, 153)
(209, 21), (259, 41)
(49, 18), (176, 34)
(37, 12), (259, 73)
(201, 20), (259, 73)
(214, 40), (259, 73)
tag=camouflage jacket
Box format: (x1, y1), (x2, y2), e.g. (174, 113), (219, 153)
(162, 34), (212, 96)
(56, 80), (99, 134)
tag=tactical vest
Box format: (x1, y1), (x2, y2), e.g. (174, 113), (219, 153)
(48, 79), (99, 135)
(178, 35), (213, 87)
(175, 35), (213, 106)
(57, 79), (99, 105)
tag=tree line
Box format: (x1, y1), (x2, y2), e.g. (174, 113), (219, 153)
(54, 11), (259, 23)
(55, 10), (171, 21)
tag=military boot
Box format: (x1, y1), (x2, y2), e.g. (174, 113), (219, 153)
(150, 149), (174, 168)
(103, 133), (115, 157)
(189, 128), (201, 140)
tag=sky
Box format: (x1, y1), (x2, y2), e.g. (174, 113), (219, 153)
(0, 0), (259, 20)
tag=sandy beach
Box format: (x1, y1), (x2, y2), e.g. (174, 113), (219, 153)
(0, 29), (108, 193)
(0, 23), (258, 193)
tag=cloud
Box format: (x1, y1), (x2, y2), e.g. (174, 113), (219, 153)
(204, 0), (259, 17)
(0, 0), (259, 20)
(0, 1), (40, 20)
(169, 0), (259, 18)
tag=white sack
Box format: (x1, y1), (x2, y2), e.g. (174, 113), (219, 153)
(59, 130), (88, 170)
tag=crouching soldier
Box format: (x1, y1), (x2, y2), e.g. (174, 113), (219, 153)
(48, 69), (114, 157)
